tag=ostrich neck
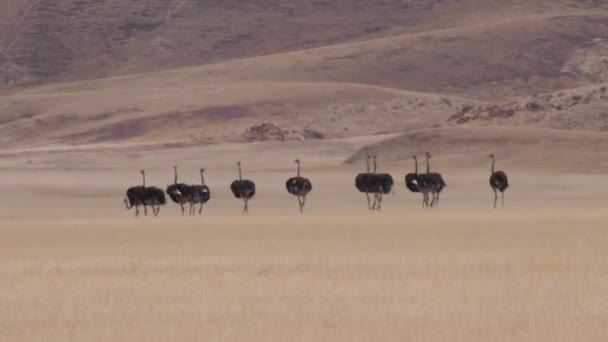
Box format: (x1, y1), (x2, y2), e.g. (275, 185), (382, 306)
(142, 172), (146, 187)
(200, 172), (205, 185)
(366, 158), (370, 173)
(238, 165), (242, 180)
(491, 158), (495, 174)
(414, 158), (418, 174)
(297, 162), (301, 177)
(173, 168), (178, 184)
(373, 159), (377, 173)
(425, 157), (430, 173)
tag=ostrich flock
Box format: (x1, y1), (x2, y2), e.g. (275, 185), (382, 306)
(124, 153), (508, 216)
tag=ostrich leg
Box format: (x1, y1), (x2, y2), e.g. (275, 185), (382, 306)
(493, 188), (498, 208)
(199, 203), (203, 215)
(135, 205), (140, 217)
(502, 191), (505, 207)
(365, 192), (371, 210)
(243, 199), (249, 214)
(180, 203), (185, 216)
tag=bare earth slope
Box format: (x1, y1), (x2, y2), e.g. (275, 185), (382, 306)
(3, 9), (608, 148)
(3, 0), (608, 90)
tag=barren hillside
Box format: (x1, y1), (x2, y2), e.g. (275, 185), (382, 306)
(2, 1), (608, 150)
(3, 0), (608, 90)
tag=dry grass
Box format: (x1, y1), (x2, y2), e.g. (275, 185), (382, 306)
(1, 211), (607, 341)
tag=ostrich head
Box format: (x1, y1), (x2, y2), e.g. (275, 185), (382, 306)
(425, 152), (432, 159)
(489, 153), (495, 159)
(412, 155), (417, 161)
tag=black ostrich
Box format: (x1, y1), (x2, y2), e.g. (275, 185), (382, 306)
(230, 161), (256, 214)
(405, 155), (427, 207)
(190, 168), (211, 215)
(489, 153), (509, 208)
(124, 170), (147, 217)
(424, 152), (446, 208)
(355, 155), (374, 209)
(285, 159), (313, 213)
(124, 170), (166, 217)
(369, 155), (394, 211)
(166, 165), (194, 216)
(405, 155), (421, 193)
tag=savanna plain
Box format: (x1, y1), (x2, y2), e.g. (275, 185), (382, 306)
(1, 140), (607, 341)
(2, 0), (608, 340)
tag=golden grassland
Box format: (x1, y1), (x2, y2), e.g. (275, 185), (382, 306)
(1, 210), (607, 341)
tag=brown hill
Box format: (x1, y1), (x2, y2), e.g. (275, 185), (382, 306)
(2, 1), (608, 149)
(1, 0), (608, 93)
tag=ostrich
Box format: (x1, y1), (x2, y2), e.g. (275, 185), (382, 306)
(405, 155), (427, 207)
(124, 170), (166, 217)
(489, 153), (509, 208)
(190, 168), (211, 215)
(424, 152), (446, 208)
(166, 165), (194, 216)
(286, 159), (313, 213)
(369, 155), (394, 211)
(230, 161), (256, 214)
(124, 170), (147, 217)
(355, 155), (374, 209)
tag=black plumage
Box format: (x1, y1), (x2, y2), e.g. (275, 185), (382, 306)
(144, 186), (166, 216)
(231, 162), (256, 214)
(489, 154), (509, 208)
(286, 159), (313, 213)
(355, 155), (375, 209)
(124, 185), (147, 217)
(124, 170), (165, 217)
(190, 168), (211, 215)
(423, 152), (447, 208)
(166, 165), (194, 216)
(369, 156), (394, 211)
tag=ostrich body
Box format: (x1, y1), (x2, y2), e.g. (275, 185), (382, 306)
(369, 155), (394, 211)
(286, 159), (313, 213)
(405, 155), (428, 208)
(166, 165), (194, 216)
(190, 168), (211, 215)
(489, 154), (509, 208)
(423, 152), (446, 208)
(144, 186), (166, 216)
(230, 161), (256, 214)
(405, 155), (421, 193)
(355, 155), (375, 209)
(124, 186), (146, 217)
(124, 170), (165, 217)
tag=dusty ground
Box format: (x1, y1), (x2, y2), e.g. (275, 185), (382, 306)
(0, 139), (607, 341)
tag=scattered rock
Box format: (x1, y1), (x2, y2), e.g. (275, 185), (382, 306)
(242, 122), (325, 142)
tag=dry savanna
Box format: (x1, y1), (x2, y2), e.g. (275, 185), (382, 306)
(1, 1), (608, 341)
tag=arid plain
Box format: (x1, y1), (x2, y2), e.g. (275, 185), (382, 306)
(2, 0), (608, 341)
